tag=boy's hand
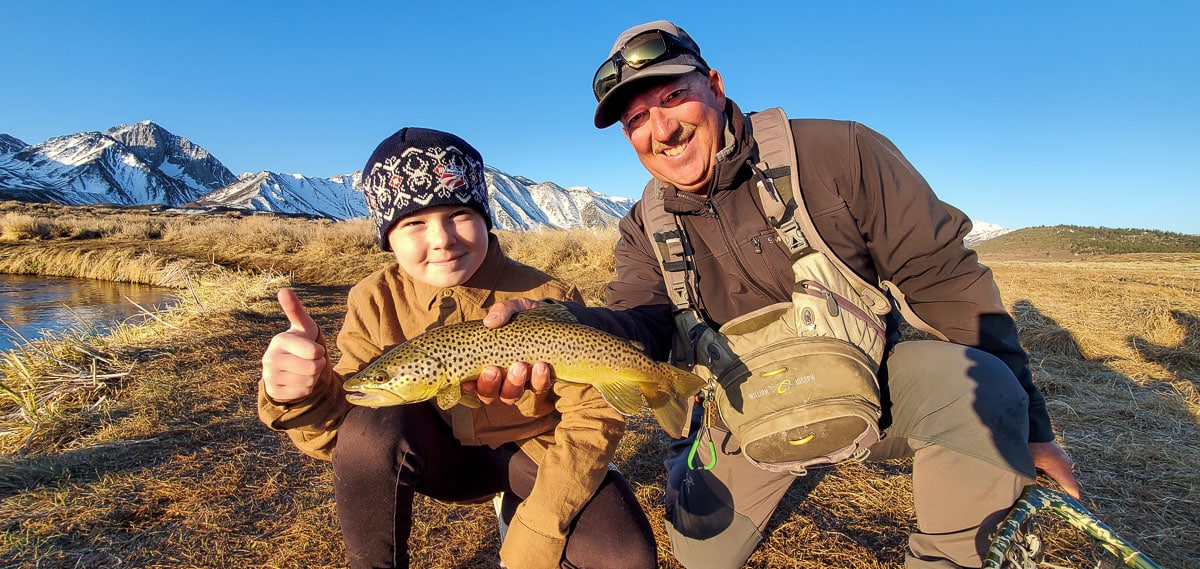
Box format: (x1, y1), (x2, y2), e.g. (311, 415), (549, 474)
(465, 298), (552, 404)
(261, 288), (327, 402)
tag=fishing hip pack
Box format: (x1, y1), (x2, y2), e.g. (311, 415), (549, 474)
(690, 249), (886, 473)
(643, 107), (899, 473)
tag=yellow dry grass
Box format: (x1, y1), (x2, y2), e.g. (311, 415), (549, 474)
(0, 201), (1195, 568)
(496, 227), (618, 305)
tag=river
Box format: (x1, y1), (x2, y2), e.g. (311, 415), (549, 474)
(0, 273), (178, 353)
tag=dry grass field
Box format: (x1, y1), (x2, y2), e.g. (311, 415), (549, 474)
(0, 201), (1196, 568)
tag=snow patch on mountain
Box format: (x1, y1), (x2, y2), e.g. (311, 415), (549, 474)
(964, 220), (1012, 246)
(184, 171), (366, 220)
(0, 134), (27, 154)
(486, 167), (634, 230)
(105, 121), (238, 193)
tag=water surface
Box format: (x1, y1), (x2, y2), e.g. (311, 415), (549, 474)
(0, 273), (178, 353)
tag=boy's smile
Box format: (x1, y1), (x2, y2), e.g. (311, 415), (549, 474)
(387, 205), (489, 288)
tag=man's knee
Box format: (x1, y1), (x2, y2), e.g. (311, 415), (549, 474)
(667, 511), (761, 569)
(885, 341), (1034, 476)
(886, 342), (1028, 430)
(664, 467), (761, 569)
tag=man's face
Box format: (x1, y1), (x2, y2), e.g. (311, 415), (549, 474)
(386, 205), (489, 288)
(620, 70), (726, 194)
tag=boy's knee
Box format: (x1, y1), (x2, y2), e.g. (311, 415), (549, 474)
(332, 429), (398, 483)
(594, 546), (657, 569)
(333, 407), (422, 480)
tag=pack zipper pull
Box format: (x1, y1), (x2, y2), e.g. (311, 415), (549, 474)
(824, 289), (840, 317)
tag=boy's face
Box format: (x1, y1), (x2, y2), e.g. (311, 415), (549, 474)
(387, 205), (489, 288)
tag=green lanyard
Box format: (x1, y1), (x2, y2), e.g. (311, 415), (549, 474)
(687, 387), (718, 471)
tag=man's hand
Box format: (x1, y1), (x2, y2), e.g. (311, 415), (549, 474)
(261, 288), (327, 402)
(1029, 440), (1081, 499)
(481, 297), (548, 329)
(463, 298), (552, 404)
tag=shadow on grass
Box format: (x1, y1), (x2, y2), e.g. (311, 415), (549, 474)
(0, 416), (263, 499)
(1008, 300), (1195, 567)
(1128, 309), (1200, 391)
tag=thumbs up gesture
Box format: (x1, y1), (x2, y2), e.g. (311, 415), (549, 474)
(261, 288), (328, 402)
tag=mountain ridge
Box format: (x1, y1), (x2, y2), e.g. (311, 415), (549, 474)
(973, 224), (1200, 258)
(2, 122), (1013, 242)
(0, 122), (632, 231)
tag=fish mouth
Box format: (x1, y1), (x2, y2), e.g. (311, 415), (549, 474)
(344, 389), (395, 408)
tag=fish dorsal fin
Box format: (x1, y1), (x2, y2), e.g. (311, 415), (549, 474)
(591, 378), (645, 417)
(435, 386), (462, 410)
(513, 304), (577, 324)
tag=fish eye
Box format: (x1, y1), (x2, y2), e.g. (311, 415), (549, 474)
(372, 373), (388, 384)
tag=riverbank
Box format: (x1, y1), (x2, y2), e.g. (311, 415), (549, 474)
(0, 202), (1196, 567)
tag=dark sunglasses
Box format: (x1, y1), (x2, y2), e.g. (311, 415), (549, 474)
(592, 30), (701, 101)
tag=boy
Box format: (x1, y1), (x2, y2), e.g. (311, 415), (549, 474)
(258, 128), (655, 569)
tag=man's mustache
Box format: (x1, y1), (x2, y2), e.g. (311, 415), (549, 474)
(651, 123), (697, 154)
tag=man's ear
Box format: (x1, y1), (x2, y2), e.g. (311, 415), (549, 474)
(707, 68), (726, 107)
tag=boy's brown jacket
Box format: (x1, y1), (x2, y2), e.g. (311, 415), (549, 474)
(257, 239), (623, 568)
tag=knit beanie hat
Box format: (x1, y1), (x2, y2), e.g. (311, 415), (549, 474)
(360, 127), (493, 251)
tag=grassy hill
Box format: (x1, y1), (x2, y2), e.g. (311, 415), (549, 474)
(975, 224), (1200, 259)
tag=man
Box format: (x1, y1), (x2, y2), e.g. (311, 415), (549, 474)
(474, 20), (1079, 569)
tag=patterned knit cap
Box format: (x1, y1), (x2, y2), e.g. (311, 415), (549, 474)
(360, 127), (492, 251)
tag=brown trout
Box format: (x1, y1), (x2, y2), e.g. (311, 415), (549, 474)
(343, 305), (704, 437)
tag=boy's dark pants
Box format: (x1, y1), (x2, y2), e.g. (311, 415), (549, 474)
(332, 402), (655, 569)
(665, 340), (1037, 569)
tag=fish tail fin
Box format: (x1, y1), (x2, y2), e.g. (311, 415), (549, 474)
(644, 364), (706, 438)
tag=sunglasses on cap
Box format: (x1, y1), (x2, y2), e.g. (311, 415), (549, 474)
(592, 30), (703, 101)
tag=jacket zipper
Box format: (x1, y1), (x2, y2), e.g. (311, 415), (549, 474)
(705, 197), (775, 302)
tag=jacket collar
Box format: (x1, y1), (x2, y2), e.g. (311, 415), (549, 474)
(662, 98), (754, 215)
(411, 236), (505, 311)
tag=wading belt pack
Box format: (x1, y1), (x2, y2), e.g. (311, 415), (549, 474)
(641, 108), (897, 474)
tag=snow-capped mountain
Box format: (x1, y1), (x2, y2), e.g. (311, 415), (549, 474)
(0, 121), (236, 206)
(0, 134), (26, 154)
(106, 122), (238, 195)
(184, 171), (366, 220)
(964, 221), (1012, 246)
(0, 122), (633, 231)
(488, 170), (632, 230)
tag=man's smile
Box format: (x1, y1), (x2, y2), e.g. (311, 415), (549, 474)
(654, 123), (697, 158)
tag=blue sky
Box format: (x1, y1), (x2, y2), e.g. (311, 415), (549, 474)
(2, 1), (1196, 234)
